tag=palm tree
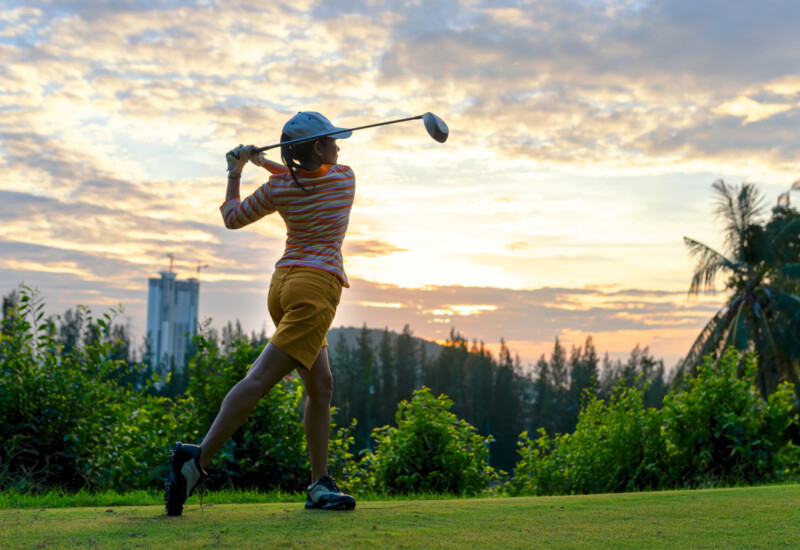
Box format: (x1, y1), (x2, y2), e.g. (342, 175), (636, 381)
(681, 180), (800, 396)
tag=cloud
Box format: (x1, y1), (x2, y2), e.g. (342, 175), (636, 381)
(363, 0), (800, 171)
(344, 238), (408, 258)
(331, 277), (723, 366)
(1, 0), (796, 370)
(6, 0), (799, 180)
(336, 278), (719, 337)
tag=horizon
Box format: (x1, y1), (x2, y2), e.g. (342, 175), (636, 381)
(4, 275), (719, 371)
(3, 1), (799, 370)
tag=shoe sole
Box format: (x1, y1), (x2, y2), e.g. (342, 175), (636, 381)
(305, 499), (356, 511)
(165, 443), (187, 517)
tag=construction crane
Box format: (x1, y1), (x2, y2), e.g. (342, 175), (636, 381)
(195, 262), (210, 279)
(166, 253), (176, 273)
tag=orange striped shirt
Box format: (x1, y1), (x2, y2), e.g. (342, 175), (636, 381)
(220, 164), (355, 287)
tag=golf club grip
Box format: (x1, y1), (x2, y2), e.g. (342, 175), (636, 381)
(255, 115), (423, 153)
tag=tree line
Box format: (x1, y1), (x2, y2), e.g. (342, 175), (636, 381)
(328, 324), (671, 472)
(1, 289), (670, 472)
(5, 285), (795, 497)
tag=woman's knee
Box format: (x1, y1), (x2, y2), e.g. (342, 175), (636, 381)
(306, 369), (334, 402)
(246, 343), (298, 395)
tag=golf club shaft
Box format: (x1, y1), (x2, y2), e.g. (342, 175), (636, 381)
(255, 115), (424, 153)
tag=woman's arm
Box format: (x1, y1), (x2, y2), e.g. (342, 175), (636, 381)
(220, 146), (277, 229)
(220, 180), (276, 229)
(225, 173), (241, 203)
(251, 152), (289, 175)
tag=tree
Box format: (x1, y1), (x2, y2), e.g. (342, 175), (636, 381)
(462, 340), (494, 437)
(377, 328), (396, 426)
(330, 333), (355, 422)
(395, 324), (418, 402)
(57, 308), (84, 356)
(491, 340), (523, 470)
(221, 320), (245, 354)
(546, 338), (570, 433)
(2, 290), (18, 334)
(682, 180), (800, 396)
(531, 354), (553, 434)
(355, 324), (376, 448)
(565, 336), (600, 431)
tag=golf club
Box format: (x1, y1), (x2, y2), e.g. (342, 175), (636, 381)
(255, 112), (449, 153)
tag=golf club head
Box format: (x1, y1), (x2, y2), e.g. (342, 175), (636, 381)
(422, 112), (449, 143)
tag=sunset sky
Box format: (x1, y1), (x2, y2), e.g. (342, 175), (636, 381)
(2, 0), (799, 369)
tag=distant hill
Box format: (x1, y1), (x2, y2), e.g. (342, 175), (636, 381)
(326, 326), (444, 360)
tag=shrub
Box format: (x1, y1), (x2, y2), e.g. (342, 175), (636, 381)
(0, 287), (197, 492)
(185, 332), (307, 491)
(507, 382), (668, 496)
(662, 349), (800, 485)
(0, 288), (354, 494)
(508, 348), (800, 497)
(181, 330), (357, 492)
(355, 387), (497, 495)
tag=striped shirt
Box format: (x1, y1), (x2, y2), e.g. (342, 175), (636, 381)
(220, 164), (355, 287)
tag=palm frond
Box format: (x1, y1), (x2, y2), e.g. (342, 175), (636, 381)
(756, 313), (799, 393)
(727, 300), (752, 351)
(792, 179), (800, 191)
(680, 310), (729, 372)
(779, 264), (800, 280)
(771, 218), (800, 242)
(711, 180), (766, 260)
(773, 289), (800, 320)
(683, 236), (737, 295)
(767, 300), (800, 391)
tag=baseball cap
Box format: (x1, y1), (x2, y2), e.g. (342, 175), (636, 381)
(282, 112), (352, 141)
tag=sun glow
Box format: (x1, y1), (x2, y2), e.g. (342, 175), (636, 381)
(358, 301), (404, 308)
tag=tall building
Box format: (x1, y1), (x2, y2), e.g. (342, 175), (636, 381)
(146, 271), (200, 375)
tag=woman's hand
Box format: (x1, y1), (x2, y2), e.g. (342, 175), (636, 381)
(226, 144), (254, 176)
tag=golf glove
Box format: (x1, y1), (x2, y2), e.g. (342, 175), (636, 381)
(226, 144), (254, 176)
(245, 145), (266, 167)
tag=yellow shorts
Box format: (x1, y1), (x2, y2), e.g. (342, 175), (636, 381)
(267, 266), (343, 370)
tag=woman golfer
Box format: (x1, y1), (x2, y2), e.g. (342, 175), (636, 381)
(165, 112), (357, 516)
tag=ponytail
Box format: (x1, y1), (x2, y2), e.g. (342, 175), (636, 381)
(280, 132), (315, 192)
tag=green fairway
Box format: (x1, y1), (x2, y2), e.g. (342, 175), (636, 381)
(1, 485), (798, 549)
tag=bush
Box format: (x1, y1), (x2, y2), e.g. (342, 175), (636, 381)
(508, 349), (800, 496)
(507, 382), (668, 496)
(662, 349), (800, 485)
(0, 288), (354, 494)
(187, 331), (355, 491)
(186, 332), (308, 491)
(4, 285), (796, 497)
(354, 387), (497, 495)
(0, 287), (197, 492)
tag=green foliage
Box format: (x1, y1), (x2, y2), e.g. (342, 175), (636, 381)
(354, 388), (497, 495)
(509, 348), (800, 496)
(3, 286), (797, 499)
(508, 382), (668, 496)
(0, 288), (353, 494)
(682, 180), (800, 396)
(662, 349), (800, 485)
(160, 329), (356, 492)
(187, 330), (307, 490)
(0, 286), (197, 492)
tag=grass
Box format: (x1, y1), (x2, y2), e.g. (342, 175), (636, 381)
(1, 485), (798, 549)
(0, 487), (460, 510)
(0, 488), (302, 510)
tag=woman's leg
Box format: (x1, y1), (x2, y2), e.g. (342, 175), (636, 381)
(296, 347), (334, 483)
(198, 343), (298, 470)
